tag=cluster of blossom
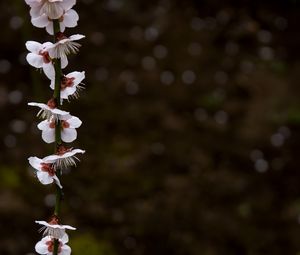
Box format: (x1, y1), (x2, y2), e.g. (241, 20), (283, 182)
(25, 0), (85, 254)
(34, 216), (76, 255)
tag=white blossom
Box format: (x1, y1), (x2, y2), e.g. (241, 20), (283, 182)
(26, 41), (54, 79)
(35, 234), (71, 255)
(28, 156), (62, 188)
(31, 9), (79, 35)
(37, 114), (82, 143)
(28, 100), (69, 120)
(50, 71), (85, 101)
(26, 40), (68, 80)
(26, 0), (76, 20)
(48, 33), (85, 59)
(35, 217), (76, 239)
(44, 147), (85, 170)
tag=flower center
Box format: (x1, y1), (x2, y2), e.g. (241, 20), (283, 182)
(46, 240), (62, 253)
(61, 120), (70, 129)
(49, 120), (56, 129)
(47, 98), (56, 109)
(40, 163), (55, 176)
(48, 215), (59, 225)
(61, 76), (75, 90)
(56, 145), (72, 155)
(56, 32), (67, 41)
(39, 50), (51, 64)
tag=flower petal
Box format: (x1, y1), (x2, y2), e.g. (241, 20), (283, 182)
(35, 221), (76, 231)
(26, 53), (43, 68)
(28, 156), (43, 171)
(43, 2), (64, 19)
(63, 9), (79, 27)
(43, 63), (55, 80)
(61, 233), (69, 244)
(41, 128), (56, 143)
(35, 220), (48, 226)
(59, 22), (66, 33)
(29, 6), (42, 17)
(31, 13), (49, 28)
(61, 244), (71, 255)
(53, 175), (63, 189)
(37, 171), (54, 185)
(25, 41), (42, 53)
(26, 0), (42, 7)
(37, 120), (51, 131)
(43, 154), (60, 162)
(61, 56), (68, 69)
(60, 0), (76, 11)
(42, 132), (55, 144)
(28, 102), (40, 107)
(52, 108), (69, 116)
(63, 149), (85, 158)
(46, 22), (54, 35)
(69, 34), (85, 41)
(50, 79), (55, 90)
(35, 237), (50, 254)
(59, 114), (71, 121)
(61, 128), (77, 143)
(67, 71), (85, 85)
(61, 225), (76, 230)
(63, 86), (76, 98)
(42, 41), (54, 49)
(68, 116), (82, 128)
(28, 102), (69, 117)
(43, 148), (85, 162)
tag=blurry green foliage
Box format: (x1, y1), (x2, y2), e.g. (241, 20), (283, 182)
(0, 166), (20, 188)
(70, 234), (116, 255)
(270, 61), (287, 74)
(200, 94), (224, 110)
(287, 109), (300, 124)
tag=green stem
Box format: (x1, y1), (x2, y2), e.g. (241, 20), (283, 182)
(53, 20), (62, 149)
(54, 57), (62, 151)
(53, 19), (62, 255)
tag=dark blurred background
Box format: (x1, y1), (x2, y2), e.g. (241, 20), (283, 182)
(1, 0), (300, 254)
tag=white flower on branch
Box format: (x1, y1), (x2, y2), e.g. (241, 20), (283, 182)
(26, 0), (76, 20)
(25, 41), (54, 79)
(26, 40), (68, 79)
(28, 156), (62, 188)
(28, 99), (69, 120)
(43, 146), (85, 170)
(36, 216), (76, 239)
(31, 9), (79, 35)
(37, 114), (82, 143)
(35, 234), (71, 255)
(48, 33), (85, 59)
(50, 71), (85, 101)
